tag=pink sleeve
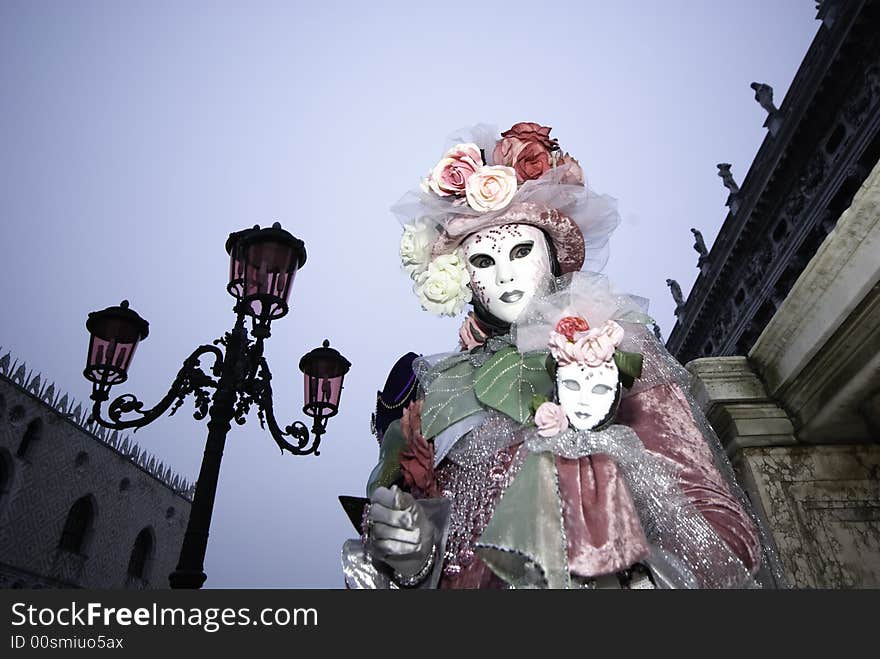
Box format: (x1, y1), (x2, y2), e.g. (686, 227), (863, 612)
(617, 383), (761, 571)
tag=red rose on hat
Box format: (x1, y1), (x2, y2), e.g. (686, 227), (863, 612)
(501, 122), (559, 150)
(555, 315), (590, 341)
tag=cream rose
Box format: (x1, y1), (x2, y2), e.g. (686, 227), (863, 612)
(465, 165), (517, 213)
(413, 250), (472, 316)
(400, 218), (439, 278)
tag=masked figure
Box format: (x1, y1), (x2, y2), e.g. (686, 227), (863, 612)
(342, 122), (776, 589)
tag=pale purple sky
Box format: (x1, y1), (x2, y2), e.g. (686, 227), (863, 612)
(0, 1), (818, 587)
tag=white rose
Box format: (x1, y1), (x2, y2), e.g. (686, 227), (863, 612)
(465, 165), (517, 213)
(400, 218), (439, 278)
(413, 250), (472, 316)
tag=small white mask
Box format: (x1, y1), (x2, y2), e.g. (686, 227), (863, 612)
(462, 224), (552, 324)
(556, 360), (620, 431)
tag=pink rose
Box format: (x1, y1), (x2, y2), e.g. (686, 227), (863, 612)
(429, 143), (483, 197)
(458, 312), (487, 351)
(599, 319), (625, 345)
(557, 152), (585, 185)
(573, 329), (616, 366)
(501, 122), (558, 150)
(534, 402), (569, 437)
(548, 330), (575, 365)
(548, 320), (625, 366)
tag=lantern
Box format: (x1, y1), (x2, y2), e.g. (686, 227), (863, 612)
(84, 300), (149, 390)
(225, 222), (306, 337)
(299, 340), (351, 420)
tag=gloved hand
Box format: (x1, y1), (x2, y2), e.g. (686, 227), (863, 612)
(366, 485), (437, 580)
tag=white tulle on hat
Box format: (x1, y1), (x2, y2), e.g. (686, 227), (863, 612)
(513, 271), (652, 354)
(392, 124), (621, 276)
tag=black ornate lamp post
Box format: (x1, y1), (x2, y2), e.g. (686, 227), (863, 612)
(83, 222), (351, 589)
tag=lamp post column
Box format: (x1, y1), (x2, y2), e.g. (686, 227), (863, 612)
(168, 315), (246, 589)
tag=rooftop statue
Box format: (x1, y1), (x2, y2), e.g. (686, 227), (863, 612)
(717, 163), (740, 196)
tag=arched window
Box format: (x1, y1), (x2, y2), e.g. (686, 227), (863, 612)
(0, 393), (6, 419)
(127, 528), (154, 580)
(59, 496), (94, 554)
(16, 418), (43, 459)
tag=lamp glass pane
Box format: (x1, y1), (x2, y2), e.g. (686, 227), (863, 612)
(242, 240), (298, 320)
(228, 251), (246, 299)
(303, 374), (344, 417)
(87, 335), (138, 384)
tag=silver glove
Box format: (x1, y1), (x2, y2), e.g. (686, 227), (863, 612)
(366, 485), (437, 580)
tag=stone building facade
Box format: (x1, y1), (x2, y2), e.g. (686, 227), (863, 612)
(0, 356), (193, 589)
(668, 1), (880, 588)
(666, 0), (879, 363)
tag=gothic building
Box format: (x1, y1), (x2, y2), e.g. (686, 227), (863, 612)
(0, 351), (193, 588)
(667, 1), (880, 587)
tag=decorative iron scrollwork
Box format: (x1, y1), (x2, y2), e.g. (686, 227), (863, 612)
(90, 344), (223, 431)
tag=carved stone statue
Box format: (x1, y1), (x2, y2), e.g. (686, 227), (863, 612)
(750, 82), (778, 116)
(691, 228), (709, 268)
(666, 278), (685, 315)
(652, 323), (662, 341)
(717, 164), (740, 196)
(750, 82), (783, 135)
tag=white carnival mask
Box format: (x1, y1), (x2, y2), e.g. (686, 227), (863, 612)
(556, 360), (620, 431)
(462, 223), (552, 324)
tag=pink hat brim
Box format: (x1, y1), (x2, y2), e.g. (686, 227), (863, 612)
(430, 202), (586, 274)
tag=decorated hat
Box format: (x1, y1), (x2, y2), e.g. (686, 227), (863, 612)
(395, 123), (621, 316)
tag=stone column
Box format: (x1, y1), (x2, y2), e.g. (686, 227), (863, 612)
(687, 356), (797, 456)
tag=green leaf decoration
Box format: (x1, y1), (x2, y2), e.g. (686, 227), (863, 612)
(474, 347), (554, 424)
(420, 359), (483, 439)
(613, 350), (644, 389)
(530, 394), (549, 416)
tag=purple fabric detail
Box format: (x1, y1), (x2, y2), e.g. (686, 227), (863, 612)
(374, 352), (420, 439)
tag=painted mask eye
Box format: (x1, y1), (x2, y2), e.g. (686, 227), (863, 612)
(510, 242), (533, 260)
(591, 384), (613, 395)
(469, 254), (495, 269)
(562, 380), (581, 391)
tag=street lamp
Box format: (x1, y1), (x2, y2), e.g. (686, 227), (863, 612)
(83, 222), (351, 589)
